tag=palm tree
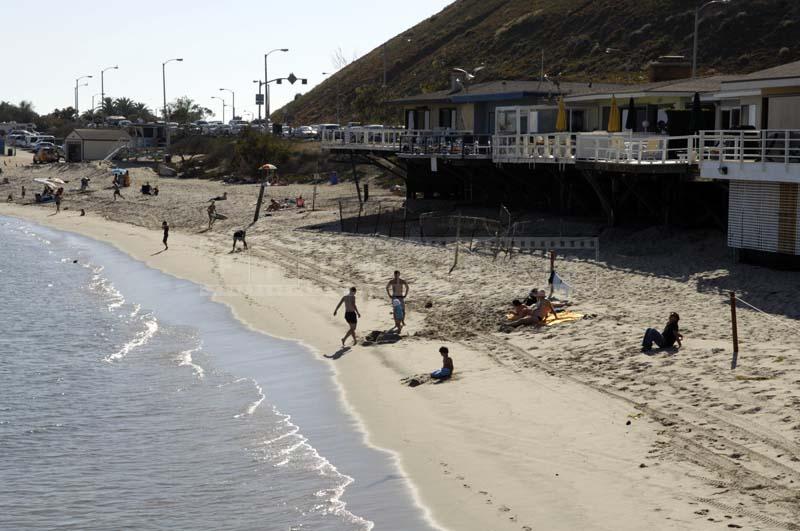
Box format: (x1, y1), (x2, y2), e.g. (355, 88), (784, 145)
(113, 97), (136, 117)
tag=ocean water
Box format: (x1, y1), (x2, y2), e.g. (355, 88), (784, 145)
(0, 216), (436, 531)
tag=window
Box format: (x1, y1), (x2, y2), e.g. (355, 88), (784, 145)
(438, 108), (456, 129)
(496, 109), (517, 134)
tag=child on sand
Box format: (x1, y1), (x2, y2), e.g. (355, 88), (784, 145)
(392, 298), (405, 333)
(431, 346), (454, 380)
(334, 287), (360, 346)
(232, 229), (247, 251)
(642, 312), (683, 352)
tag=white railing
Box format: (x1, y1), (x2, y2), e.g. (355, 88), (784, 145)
(698, 130), (800, 165)
(493, 133), (576, 162)
(575, 133), (696, 164)
(320, 127), (406, 150)
(398, 130), (492, 158)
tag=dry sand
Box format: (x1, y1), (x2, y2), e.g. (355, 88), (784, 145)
(2, 159), (800, 530)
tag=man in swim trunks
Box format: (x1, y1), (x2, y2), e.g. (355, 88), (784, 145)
(162, 221), (169, 250)
(386, 270), (409, 325)
(334, 287), (361, 346)
(207, 201), (217, 230)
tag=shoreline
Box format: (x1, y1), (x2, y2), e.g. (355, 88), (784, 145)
(2, 201), (791, 530)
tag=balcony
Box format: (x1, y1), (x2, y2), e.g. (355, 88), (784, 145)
(320, 127), (406, 152)
(698, 130), (800, 184)
(398, 131), (492, 159)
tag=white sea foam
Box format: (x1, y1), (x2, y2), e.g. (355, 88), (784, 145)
(177, 344), (205, 378)
(105, 315), (158, 362)
(234, 379), (265, 418)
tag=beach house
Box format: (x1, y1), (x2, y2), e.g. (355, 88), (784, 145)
(697, 61), (800, 264)
(64, 129), (132, 162)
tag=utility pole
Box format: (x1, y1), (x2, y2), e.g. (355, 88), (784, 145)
(162, 57), (183, 154)
(264, 48), (289, 127)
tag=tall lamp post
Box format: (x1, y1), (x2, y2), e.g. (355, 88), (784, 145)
(264, 48), (289, 122)
(692, 0), (731, 78)
(162, 57), (183, 154)
(211, 96), (227, 123)
(219, 88), (236, 122)
(74, 75), (93, 121)
(100, 65), (119, 116)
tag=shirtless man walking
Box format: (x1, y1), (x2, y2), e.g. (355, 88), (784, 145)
(385, 271), (409, 325)
(334, 287), (361, 346)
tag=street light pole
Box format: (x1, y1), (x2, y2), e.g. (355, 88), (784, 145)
(162, 57), (183, 154)
(74, 75), (93, 121)
(100, 65), (119, 116)
(219, 88), (235, 122)
(264, 48), (289, 123)
(211, 96), (227, 123)
(692, 0), (731, 78)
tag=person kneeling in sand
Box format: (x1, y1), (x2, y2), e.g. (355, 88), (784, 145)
(431, 346), (454, 380)
(642, 312), (682, 352)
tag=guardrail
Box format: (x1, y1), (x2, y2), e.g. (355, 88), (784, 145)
(698, 130), (800, 165)
(398, 131), (492, 158)
(575, 134), (696, 164)
(493, 133), (576, 162)
(320, 127), (406, 150)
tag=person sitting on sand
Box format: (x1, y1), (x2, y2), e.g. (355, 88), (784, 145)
(232, 229), (248, 251)
(509, 291), (557, 327)
(141, 182), (152, 195)
(153, 186), (159, 197)
(642, 312), (683, 353)
(296, 195), (305, 208)
(510, 299), (533, 319)
(80, 178), (90, 192)
(266, 198), (281, 212)
(431, 346), (454, 380)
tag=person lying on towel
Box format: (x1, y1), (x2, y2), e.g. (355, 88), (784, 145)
(509, 291), (557, 327)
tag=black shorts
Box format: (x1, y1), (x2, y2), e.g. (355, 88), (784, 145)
(391, 295), (405, 300)
(344, 311), (358, 324)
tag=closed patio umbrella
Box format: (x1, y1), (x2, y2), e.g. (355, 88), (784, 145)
(625, 97), (637, 131)
(556, 96), (568, 132)
(607, 96), (621, 133)
(688, 92), (703, 134)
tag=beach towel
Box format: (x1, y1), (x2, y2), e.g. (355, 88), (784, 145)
(544, 311), (584, 326)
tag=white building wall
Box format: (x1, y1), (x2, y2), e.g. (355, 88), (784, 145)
(728, 181), (800, 255)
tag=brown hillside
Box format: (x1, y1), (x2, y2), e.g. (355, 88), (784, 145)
(275, 0), (800, 124)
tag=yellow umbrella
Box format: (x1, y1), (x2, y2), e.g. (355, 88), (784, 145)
(607, 95), (621, 133)
(555, 96), (568, 132)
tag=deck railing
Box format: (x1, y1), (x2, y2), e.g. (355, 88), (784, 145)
(698, 130), (800, 165)
(493, 133), (577, 162)
(398, 130), (492, 158)
(320, 127), (406, 150)
(575, 134), (696, 164)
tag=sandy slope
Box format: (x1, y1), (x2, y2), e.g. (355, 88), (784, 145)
(2, 160), (799, 530)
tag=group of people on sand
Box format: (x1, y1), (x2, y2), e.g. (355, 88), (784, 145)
(332, 271), (449, 379)
(266, 196), (306, 212)
(506, 288), (565, 328)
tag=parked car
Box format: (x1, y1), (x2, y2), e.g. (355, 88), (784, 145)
(292, 126), (316, 139)
(281, 125), (293, 138)
(31, 141), (56, 152)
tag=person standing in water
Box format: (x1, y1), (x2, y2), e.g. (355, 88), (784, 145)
(334, 287), (361, 346)
(162, 221), (169, 250)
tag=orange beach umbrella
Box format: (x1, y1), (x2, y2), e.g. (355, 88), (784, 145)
(607, 96), (621, 133)
(555, 96), (568, 132)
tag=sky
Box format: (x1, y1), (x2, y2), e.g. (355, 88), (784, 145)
(2, 0), (452, 121)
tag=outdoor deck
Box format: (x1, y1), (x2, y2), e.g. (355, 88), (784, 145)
(321, 127), (800, 180)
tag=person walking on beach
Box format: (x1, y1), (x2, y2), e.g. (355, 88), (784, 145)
(386, 270), (409, 325)
(207, 201), (217, 230)
(431, 346), (454, 380)
(113, 182), (124, 201)
(161, 221), (169, 250)
(232, 229), (248, 252)
(642, 312), (682, 352)
(334, 287), (361, 346)
(21, 185), (25, 199)
(54, 192), (62, 213)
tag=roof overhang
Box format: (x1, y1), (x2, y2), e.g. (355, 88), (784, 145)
(708, 89), (761, 100)
(721, 77), (800, 91)
(565, 91), (696, 103)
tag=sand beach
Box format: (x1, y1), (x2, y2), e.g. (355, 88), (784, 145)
(2, 159), (800, 530)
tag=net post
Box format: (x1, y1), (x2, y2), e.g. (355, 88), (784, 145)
(730, 291), (739, 369)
